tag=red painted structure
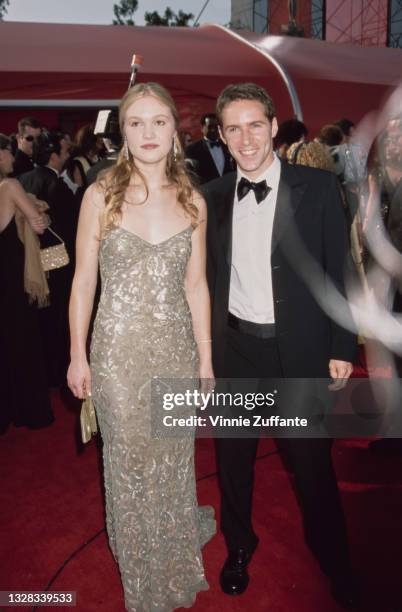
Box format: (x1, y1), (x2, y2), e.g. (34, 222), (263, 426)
(0, 21), (401, 137)
(326, 0), (389, 46)
(265, 0), (388, 47)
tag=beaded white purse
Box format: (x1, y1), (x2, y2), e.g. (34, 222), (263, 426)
(40, 227), (70, 272)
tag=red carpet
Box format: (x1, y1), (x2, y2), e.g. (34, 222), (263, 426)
(2, 391), (402, 612)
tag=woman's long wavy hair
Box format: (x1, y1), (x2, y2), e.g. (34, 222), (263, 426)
(287, 140), (336, 172)
(98, 83), (198, 235)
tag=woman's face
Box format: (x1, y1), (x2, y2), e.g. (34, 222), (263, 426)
(123, 94), (176, 166)
(0, 145), (14, 176)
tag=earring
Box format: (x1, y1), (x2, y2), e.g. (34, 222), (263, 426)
(173, 137), (178, 162)
(123, 138), (129, 161)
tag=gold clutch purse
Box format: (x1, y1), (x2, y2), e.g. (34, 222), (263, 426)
(40, 227), (70, 272)
(80, 395), (98, 444)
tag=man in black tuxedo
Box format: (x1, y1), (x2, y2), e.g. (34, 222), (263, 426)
(185, 112), (233, 184)
(203, 83), (358, 608)
(12, 116), (42, 177)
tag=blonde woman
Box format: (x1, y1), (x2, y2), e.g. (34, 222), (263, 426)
(287, 140), (336, 172)
(67, 83), (215, 611)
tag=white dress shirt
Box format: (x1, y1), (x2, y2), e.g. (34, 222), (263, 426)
(205, 138), (225, 176)
(229, 154), (281, 324)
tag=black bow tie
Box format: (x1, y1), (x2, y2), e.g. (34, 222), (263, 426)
(237, 177), (271, 204)
(208, 140), (221, 148)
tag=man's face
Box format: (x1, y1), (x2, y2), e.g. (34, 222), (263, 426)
(202, 116), (219, 141)
(18, 125), (41, 156)
(220, 99), (278, 179)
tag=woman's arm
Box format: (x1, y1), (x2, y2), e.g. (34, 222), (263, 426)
(67, 183), (103, 398)
(184, 195), (214, 381)
(6, 179), (48, 233)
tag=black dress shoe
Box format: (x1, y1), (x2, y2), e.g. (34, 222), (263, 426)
(220, 548), (251, 596)
(330, 573), (360, 609)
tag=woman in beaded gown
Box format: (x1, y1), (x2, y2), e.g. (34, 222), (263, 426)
(67, 83), (215, 611)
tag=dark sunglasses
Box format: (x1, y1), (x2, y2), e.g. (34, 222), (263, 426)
(24, 135), (35, 142)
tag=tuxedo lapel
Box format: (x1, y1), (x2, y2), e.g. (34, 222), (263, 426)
(271, 161), (307, 254)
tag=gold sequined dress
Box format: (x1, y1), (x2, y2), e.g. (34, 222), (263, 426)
(90, 225), (216, 612)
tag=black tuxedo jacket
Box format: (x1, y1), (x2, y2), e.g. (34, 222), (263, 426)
(12, 149), (34, 177)
(202, 161), (357, 378)
(185, 139), (234, 185)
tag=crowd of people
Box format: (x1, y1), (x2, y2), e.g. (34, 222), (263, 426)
(0, 119), (106, 432)
(1, 85), (402, 611)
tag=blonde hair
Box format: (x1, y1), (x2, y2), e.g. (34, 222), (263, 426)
(287, 141), (336, 172)
(98, 82), (198, 235)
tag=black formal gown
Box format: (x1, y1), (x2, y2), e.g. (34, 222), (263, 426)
(0, 216), (53, 433)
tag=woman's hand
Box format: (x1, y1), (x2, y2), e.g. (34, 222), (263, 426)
(67, 357), (92, 399)
(199, 361), (215, 395)
(29, 212), (49, 235)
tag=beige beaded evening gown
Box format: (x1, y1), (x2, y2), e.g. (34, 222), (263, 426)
(90, 225), (216, 612)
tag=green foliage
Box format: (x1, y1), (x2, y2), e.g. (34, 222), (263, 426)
(0, 0), (9, 21)
(112, 1), (193, 28)
(113, 0), (138, 26)
(144, 7), (194, 27)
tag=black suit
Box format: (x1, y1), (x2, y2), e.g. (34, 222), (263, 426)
(12, 149), (34, 177)
(202, 161), (356, 578)
(185, 139), (233, 185)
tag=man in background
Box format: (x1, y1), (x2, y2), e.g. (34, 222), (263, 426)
(185, 112), (233, 184)
(12, 116), (42, 177)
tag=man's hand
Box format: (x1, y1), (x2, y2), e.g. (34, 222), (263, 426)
(328, 359), (353, 391)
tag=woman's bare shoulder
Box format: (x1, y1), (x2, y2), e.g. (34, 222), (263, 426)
(0, 177), (20, 194)
(84, 181), (107, 210)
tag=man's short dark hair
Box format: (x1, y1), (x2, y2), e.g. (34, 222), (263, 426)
(17, 116), (42, 136)
(334, 119), (355, 137)
(274, 119), (308, 148)
(216, 83), (276, 126)
(32, 131), (62, 166)
(200, 113), (217, 127)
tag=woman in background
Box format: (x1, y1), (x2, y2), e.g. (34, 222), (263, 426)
(68, 124), (105, 189)
(287, 140), (336, 171)
(0, 134), (53, 433)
